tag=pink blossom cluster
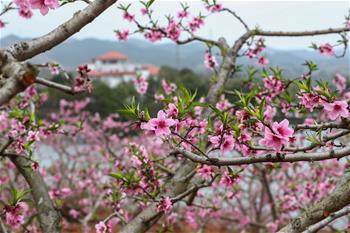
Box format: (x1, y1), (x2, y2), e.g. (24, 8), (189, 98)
(142, 110), (176, 136)
(263, 76), (284, 98)
(133, 75), (149, 95)
(259, 119), (294, 151)
(4, 202), (28, 228)
(166, 20), (182, 42)
(189, 16), (204, 32)
(204, 50), (218, 70)
(14, 0), (59, 17)
(206, 4), (223, 12)
(161, 80), (177, 95)
(74, 64), (92, 93)
(319, 43), (335, 56)
(157, 196), (173, 213)
(116, 29), (129, 41)
(246, 38), (269, 67)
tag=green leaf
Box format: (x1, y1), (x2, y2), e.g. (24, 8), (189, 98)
(146, 0), (155, 8)
(257, 98), (266, 121)
(10, 188), (31, 205)
(118, 97), (140, 119)
(109, 172), (125, 181)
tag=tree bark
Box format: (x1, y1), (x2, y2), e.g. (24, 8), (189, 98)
(9, 155), (61, 233)
(278, 173), (350, 233)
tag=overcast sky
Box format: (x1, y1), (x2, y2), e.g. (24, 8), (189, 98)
(1, 0), (349, 49)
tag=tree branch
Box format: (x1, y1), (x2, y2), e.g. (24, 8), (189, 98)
(278, 173), (350, 233)
(5, 0), (118, 61)
(35, 77), (83, 95)
(0, 217), (8, 233)
(8, 154), (61, 233)
(302, 206), (350, 233)
(254, 27), (350, 37)
(174, 146), (350, 166)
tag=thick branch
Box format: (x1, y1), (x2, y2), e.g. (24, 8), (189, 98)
(278, 173), (350, 233)
(6, 0), (118, 61)
(302, 206), (350, 233)
(0, 53), (35, 106)
(8, 154), (61, 233)
(0, 217), (8, 233)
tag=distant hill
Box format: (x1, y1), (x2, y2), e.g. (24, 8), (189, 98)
(1, 34), (348, 77)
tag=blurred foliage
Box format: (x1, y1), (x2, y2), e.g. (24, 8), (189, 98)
(38, 65), (314, 124)
(39, 66), (213, 119)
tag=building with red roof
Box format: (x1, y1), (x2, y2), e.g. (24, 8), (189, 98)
(87, 51), (159, 87)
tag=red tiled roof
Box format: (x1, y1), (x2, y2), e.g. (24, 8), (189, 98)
(96, 51), (128, 61)
(143, 64), (160, 76)
(88, 70), (135, 77)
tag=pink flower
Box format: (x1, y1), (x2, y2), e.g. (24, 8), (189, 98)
(189, 16), (204, 32)
(264, 105), (276, 122)
(157, 197), (173, 213)
(95, 221), (107, 233)
(216, 95), (231, 110)
(238, 129), (252, 143)
(198, 165), (214, 180)
(299, 92), (320, 112)
(49, 65), (60, 75)
(133, 76), (148, 95)
(333, 73), (347, 93)
(141, 110), (176, 136)
(267, 222), (279, 233)
(74, 65), (92, 93)
(259, 119), (293, 151)
(221, 134), (235, 153)
(347, 20), (350, 29)
(272, 119), (294, 138)
(177, 10), (189, 18)
(69, 209), (80, 219)
(162, 80), (177, 95)
(123, 11), (134, 22)
(259, 128), (286, 151)
(263, 76), (284, 97)
(144, 30), (163, 42)
(257, 56), (269, 67)
(204, 50), (217, 70)
(32, 162), (39, 171)
(116, 30), (129, 41)
(166, 103), (178, 118)
(14, 0), (33, 18)
(304, 117), (315, 125)
(154, 93), (165, 101)
(209, 135), (220, 147)
(319, 43), (335, 56)
(323, 100), (349, 120)
(30, 0), (59, 15)
(247, 48), (257, 59)
(344, 92), (350, 101)
(14, 139), (25, 154)
(206, 4), (222, 12)
(220, 171), (239, 187)
(0, 19), (5, 28)
(19, 7), (33, 18)
(4, 203), (26, 228)
(27, 130), (40, 142)
(166, 20), (181, 41)
(140, 7), (148, 15)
